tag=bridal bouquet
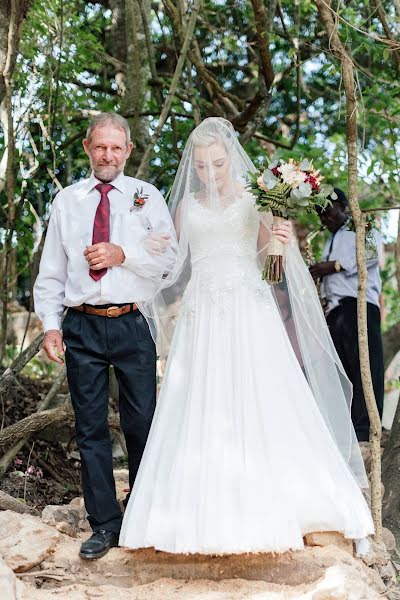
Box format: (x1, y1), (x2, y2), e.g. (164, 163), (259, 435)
(247, 158), (333, 283)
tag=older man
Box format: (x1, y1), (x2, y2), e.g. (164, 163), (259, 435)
(310, 188), (384, 442)
(34, 113), (176, 559)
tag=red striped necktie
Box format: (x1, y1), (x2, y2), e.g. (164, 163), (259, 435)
(90, 183), (113, 281)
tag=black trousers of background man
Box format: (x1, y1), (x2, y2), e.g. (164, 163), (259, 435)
(63, 306), (156, 534)
(326, 297), (384, 442)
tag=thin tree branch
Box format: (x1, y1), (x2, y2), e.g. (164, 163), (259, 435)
(0, 332), (44, 396)
(162, 0), (243, 112)
(319, 0), (400, 49)
(250, 0), (275, 89)
(316, 0), (382, 543)
(373, 0), (400, 69)
(0, 0), (19, 364)
(135, 0), (202, 179)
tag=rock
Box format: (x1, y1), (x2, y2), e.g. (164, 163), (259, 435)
(0, 557), (26, 600)
(0, 511), (60, 573)
(2, 527), (385, 600)
(378, 560), (396, 586)
(42, 498), (90, 534)
(68, 497), (85, 509)
(307, 563), (382, 599)
(359, 441), (371, 473)
(382, 527), (396, 552)
(114, 469), (129, 503)
(113, 469), (129, 482)
(362, 485), (372, 510)
(304, 531), (353, 554)
(0, 501), (388, 599)
(56, 521), (77, 538)
(37, 535), (383, 594)
(361, 539), (390, 568)
(42, 472), (128, 536)
(17, 564), (385, 600)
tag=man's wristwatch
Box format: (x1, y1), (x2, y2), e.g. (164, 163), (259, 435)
(334, 260), (341, 273)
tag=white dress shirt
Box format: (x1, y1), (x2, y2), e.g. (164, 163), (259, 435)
(320, 225), (382, 315)
(33, 172), (177, 332)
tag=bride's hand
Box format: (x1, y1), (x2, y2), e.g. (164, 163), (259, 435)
(143, 233), (171, 255)
(272, 220), (292, 245)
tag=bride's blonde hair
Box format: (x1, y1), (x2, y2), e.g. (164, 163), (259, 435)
(191, 130), (221, 148)
(191, 117), (234, 150)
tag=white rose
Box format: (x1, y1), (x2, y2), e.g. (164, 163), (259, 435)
(278, 163), (306, 187)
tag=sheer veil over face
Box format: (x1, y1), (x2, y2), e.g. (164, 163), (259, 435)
(137, 117), (368, 488)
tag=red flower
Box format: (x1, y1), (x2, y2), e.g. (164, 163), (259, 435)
(271, 166), (280, 177)
(131, 187), (149, 211)
(305, 175), (320, 192)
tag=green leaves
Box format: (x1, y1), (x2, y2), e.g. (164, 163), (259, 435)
(1, 0), (398, 318)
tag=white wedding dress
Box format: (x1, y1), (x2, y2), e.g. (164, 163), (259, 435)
(119, 191), (374, 554)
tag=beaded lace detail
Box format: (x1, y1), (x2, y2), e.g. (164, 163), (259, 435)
(181, 192), (272, 315)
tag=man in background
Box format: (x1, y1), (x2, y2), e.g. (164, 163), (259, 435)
(309, 188), (384, 442)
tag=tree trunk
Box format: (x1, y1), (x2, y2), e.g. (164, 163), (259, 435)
(0, 0), (30, 105)
(315, 0), (382, 542)
(0, 0), (18, 363)
(0, 0), (31, 362)
(107, 0), (150, 177)
(122, 0), (151, 176)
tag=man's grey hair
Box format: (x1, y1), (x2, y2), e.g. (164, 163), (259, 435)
(86, 113), (131, 145)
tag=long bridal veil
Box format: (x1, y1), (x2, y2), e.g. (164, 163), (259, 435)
(137, 117), (368, 489)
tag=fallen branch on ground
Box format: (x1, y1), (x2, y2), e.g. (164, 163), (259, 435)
(0, 489), (40, 515)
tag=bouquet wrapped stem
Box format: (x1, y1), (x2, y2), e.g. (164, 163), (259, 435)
(263, 215), (287, 283)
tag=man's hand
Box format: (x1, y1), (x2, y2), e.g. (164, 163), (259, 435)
(143, 233), (171, 256)
(272, 220), (292, 245)
(309, 261), (336, 281)
(84, 242), (125, 270)
(43, 330), (64, 364)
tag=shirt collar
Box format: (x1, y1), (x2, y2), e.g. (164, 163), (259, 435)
(329, 222), (347, 238)
(87, 171), (126, 194)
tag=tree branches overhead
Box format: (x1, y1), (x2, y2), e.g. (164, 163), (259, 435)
(1, 0), (400, 224)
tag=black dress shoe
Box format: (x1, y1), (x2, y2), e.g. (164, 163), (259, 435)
(79, 529), (119, 560)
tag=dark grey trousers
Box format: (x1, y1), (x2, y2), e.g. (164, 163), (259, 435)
(326, 297), (384, 442)
(63, 306), (156, 533)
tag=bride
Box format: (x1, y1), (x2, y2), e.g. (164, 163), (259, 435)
(119, 117), (373, 554)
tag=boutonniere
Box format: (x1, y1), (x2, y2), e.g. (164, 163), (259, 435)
(130, 187), (149, 212)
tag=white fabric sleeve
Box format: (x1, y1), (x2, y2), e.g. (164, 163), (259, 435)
(120, 190), (177, 279)
(33, 196), (67, 332)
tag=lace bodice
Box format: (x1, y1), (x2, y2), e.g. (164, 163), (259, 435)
(188, 192), (259, 262)
(182, 192), (272, 312)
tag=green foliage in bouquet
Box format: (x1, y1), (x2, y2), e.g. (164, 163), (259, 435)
(247, 163), (332, 219)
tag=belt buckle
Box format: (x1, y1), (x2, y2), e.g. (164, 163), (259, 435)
(106, 306), (120, 318)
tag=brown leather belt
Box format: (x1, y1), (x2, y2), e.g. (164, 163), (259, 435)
(72, 303), (138, 318)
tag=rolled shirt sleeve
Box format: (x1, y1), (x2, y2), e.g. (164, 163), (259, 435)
(120, 189), (177, 280)
(33, 196), (68, 332)
(336, 229), (381, 277)
(321, 225), (382, 314)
